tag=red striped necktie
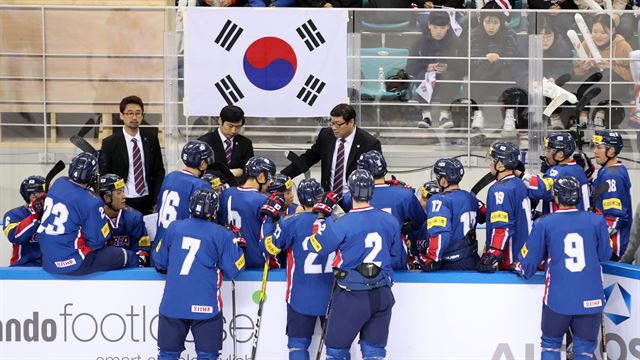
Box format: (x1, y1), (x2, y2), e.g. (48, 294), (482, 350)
(333, 138), (346, 194)
(225, 138), (233, 165)
(131, 138), (146, 195)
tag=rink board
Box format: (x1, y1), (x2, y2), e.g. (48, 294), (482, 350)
(0, 263), (638, 360)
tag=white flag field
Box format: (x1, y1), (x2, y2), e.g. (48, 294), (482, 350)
(184, 8), (348, 117)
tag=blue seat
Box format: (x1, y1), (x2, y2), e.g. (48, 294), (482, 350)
(360, 47), (410, 101)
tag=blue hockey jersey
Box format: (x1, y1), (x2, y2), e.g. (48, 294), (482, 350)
(217, 186), (268, 269)
(517, 209), (611, 315)
(287, 203), (299, 216)
(425, 189), (481, 262)
(486, 175), (532, 268)
(3, 205), (41, 266)
(154, 171), (209, 253)
(528, 162), (590, 213)
(38, 177), (111, 274)
(155, 217), (245, 320)
(107, 207), (150, 253)
(309, 206), (402, 285)
(260, 212), (334, 316)
(592, 162), (633, 258)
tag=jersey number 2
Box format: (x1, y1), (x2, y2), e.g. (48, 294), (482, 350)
(39, 198), (69, 235)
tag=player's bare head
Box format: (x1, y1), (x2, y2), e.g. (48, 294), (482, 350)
(189, 188), (219, 220)
(552, 176), (580, 208)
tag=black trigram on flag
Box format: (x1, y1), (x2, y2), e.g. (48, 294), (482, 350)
(296, 20), (326, 52)
(214, 20), (244, 51)
(296, 75), (325, 106)
(215, 75), (244, 105)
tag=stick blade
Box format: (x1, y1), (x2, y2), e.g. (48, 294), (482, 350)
(45, 160), (66, 192)
(70, 134), (97, 154)
(471, 172), (496, 195)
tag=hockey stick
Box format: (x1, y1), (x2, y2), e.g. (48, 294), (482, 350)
(576, 87), (602, 114)
(251, 260), (270, 360)
(576, 72), (603, 101)
(590, 182), (610, 209)
(212, 161), (239, 187)
(70, 133), (101, 192)
(601, 313), (608, 360)
(555, 73), (572, 88)
(316, 277), (337, 360)
(470, 172), (496, 195)
(44, 160), (66, 192)
(286, 151), (311, 180)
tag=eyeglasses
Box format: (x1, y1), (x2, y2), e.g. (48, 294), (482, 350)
(330, 121), (347, 128)
(123, 111), (143, 118)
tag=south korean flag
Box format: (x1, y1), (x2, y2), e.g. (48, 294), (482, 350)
(184, 8), (348, 117)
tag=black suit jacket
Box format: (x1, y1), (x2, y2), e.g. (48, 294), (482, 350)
(198, 130), (254, 183)
(100, 128), (166, 202)
(281, 127), (382, 191)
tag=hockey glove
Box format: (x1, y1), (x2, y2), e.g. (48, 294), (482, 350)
(476, 248), (504, 273)
(515, 160), (526, 178)
(268, 255), (281, 269)
(312, 192), (339, 219)
(510, 261), (525, 277)
(386, 176), (413, 190)
(28, 193), (47, 219)
(573, 152), (595, 179)
(136, 250), (149, 267)
(419, 254), (442, 272)
(226, 224), (246, 248)
(260, 192), (285, 221)
(477, 200), (487, 224)
(401, 220), (414, 236)
(539, 155), (551, 174)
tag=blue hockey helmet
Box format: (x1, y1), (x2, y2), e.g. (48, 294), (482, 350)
(297, 178), (323, 207)
(489, 141), (520, 170)
(245, 156), (276, 180)
(69, 152), (98, 185)
(592, 130), (623, 155)
(433, 158), (464, 185)
(419, 180), (441, 199)
(268, 174), (293, 194)
(356, 150), (387, 178)
(19, 175), (46, 202)
(99, 173), (125, 196)
(202, 173), (223, 188)
(181, 140), (214, 168)
(189, 188), (219, 219)
(545, 132), (576, 158)
(552, 176), (581, 206)
(348, 169), (374, 202)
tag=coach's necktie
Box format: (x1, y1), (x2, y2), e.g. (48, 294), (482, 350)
(131, 138), (146, 195)
(333, 138), (346, 194)
(225, 138), (233, 165)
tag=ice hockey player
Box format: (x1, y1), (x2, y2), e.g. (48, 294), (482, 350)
(202, 172), (227, 197)
(153, 140), (213, 259)
(421, 158), (485, 271)
(99, 173), (151, 266)
(344, 150), (426, 269)
(477, 141), (532, 272)
(591, 130), (632, 260)
(513, 176), (611, 360)
(259, 178), (334, 360)
(217, 156), (279, 269)
(419, 180), (440, 211)
(268, 173), (301, 215)
(39, 152), (140, 275)
(154, 188), (245, 360)
(3, 175), (46, 266)
(525, 132), (591, 213)
(308, 169), (401, 360)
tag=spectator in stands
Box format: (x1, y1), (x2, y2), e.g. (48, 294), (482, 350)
(469, 0), (518, 132)
(198, 105), (254, 185)
(574, 14), (633, 129)
(406, 11), (465, 128)
(280, 103), (381, 195)
(512, 18), (574, 130)
(248, 0), (297, 6)
(101, 96), (166, 216)
(299, 0), (360, 6)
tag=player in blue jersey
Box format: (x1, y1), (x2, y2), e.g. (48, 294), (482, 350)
(419, 180), (440, 211)
(591, 130), (633, 260)
(342, 150), (425, 269)
(525, 132), (591, 214)
(478, 142), (532, 272)
(218, 156), (279, 269)
(99, 173), (151, 266)
(153, 140), (213, 259)
(513, 177), (611, 360)
(154, 188), (245, 360)
(3, 176), (46, 266)
(259, 178), (334, 360)
(309, 169), (401, 360)
(38, 152), (140, 275)
(268, 173), (300, 215)
(202, 173), (227, 197)
(421, 158), (486, 271)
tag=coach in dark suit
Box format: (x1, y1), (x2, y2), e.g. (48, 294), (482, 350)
(100, 96), (166, 215)
(198, 105), (254, 184)
(281, 103), (382, 193)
